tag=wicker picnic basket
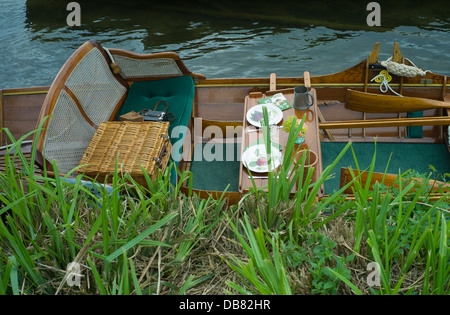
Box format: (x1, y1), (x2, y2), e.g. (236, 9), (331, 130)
(77, 121), (172, 186)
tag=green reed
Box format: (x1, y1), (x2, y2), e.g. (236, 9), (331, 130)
(339, 145), (449, 295)
(225, 213), (293, 295)
(246, 108), (359, 233)
(0, 122), (228, 294)
(0, 121), (448, 295)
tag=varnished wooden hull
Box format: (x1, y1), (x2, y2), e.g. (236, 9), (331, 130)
(1, 42), (448, 203)
(2, 80), (446, 144)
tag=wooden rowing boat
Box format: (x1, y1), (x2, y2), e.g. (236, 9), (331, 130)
(1, 41), (448, 203)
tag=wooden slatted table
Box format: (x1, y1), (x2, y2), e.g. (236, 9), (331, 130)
(238, 88), (324, 196)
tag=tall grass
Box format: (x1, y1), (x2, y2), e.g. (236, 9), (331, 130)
(228, 111), (449, 295)
(245, 109), (359, 232)
(330, 145), (449, 295)
(0, 122), (448, 295)
(0, 123), (228, 295)
(225, 214), (293, 295)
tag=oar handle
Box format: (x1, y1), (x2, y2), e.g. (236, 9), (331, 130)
(304, 71), (311, 88)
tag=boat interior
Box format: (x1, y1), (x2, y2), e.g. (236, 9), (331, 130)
(1, 40), (449, 202)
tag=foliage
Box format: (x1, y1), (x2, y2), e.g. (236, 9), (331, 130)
(282, 115), (307, 140)
(0, 123), (448, 295)
(283, 230), (354, 295)
(224, 214), (293, 295)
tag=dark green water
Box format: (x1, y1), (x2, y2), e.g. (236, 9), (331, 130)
(1, 0), (449, 89)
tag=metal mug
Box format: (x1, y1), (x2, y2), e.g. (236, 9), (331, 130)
(293, 85), (314, 110)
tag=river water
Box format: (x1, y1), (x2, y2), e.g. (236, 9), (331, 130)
(1, 0), (449, 89)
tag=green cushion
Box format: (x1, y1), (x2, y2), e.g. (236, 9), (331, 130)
(321, 142), (450, 194)
(407, 111), (424, 138)
(117, 75), (195, 162)
(189, 143), (241, 192)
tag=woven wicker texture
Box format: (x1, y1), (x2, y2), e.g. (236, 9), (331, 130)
(65, 48), (128, 126)
(42, 46), (128, 173)
(44, 89), (96, 173)
(112, 54), (183, 79)
(78, 121), (172, 185)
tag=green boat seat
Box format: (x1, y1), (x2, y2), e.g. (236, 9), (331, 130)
(321, 142), (450, 194)
(189, 142), (241, 192)
(117, 75), (195, 165)
(407, 111), (424, 138)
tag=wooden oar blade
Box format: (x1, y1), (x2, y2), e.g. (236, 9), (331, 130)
(345, 89), (450, 113)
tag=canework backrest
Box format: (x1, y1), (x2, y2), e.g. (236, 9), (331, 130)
(35, 40), (129, 173)
(112, 54), (183, 79)
(107, 49), (205, 81)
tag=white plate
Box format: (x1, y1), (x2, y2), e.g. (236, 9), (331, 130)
(246, 104), (283, 128)
(242, 144), (282, 173)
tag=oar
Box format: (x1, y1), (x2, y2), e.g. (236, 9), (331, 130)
(304, 71), (311, 88)
(345, 89), (450, 113)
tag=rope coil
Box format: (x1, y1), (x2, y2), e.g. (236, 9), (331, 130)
(380, 57), (430, 78)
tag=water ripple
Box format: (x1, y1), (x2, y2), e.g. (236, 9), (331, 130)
(0, 0), (449, 89)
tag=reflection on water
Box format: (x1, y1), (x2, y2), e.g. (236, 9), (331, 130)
(0, 0), (449, 89)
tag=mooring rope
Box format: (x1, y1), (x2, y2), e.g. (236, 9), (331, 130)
(103, 47), (116, 64)
(104, 47), (120, 74)
(380, 57), (430, 78)
(0, 140), (33, 151)
(371, 72), (403, 97)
